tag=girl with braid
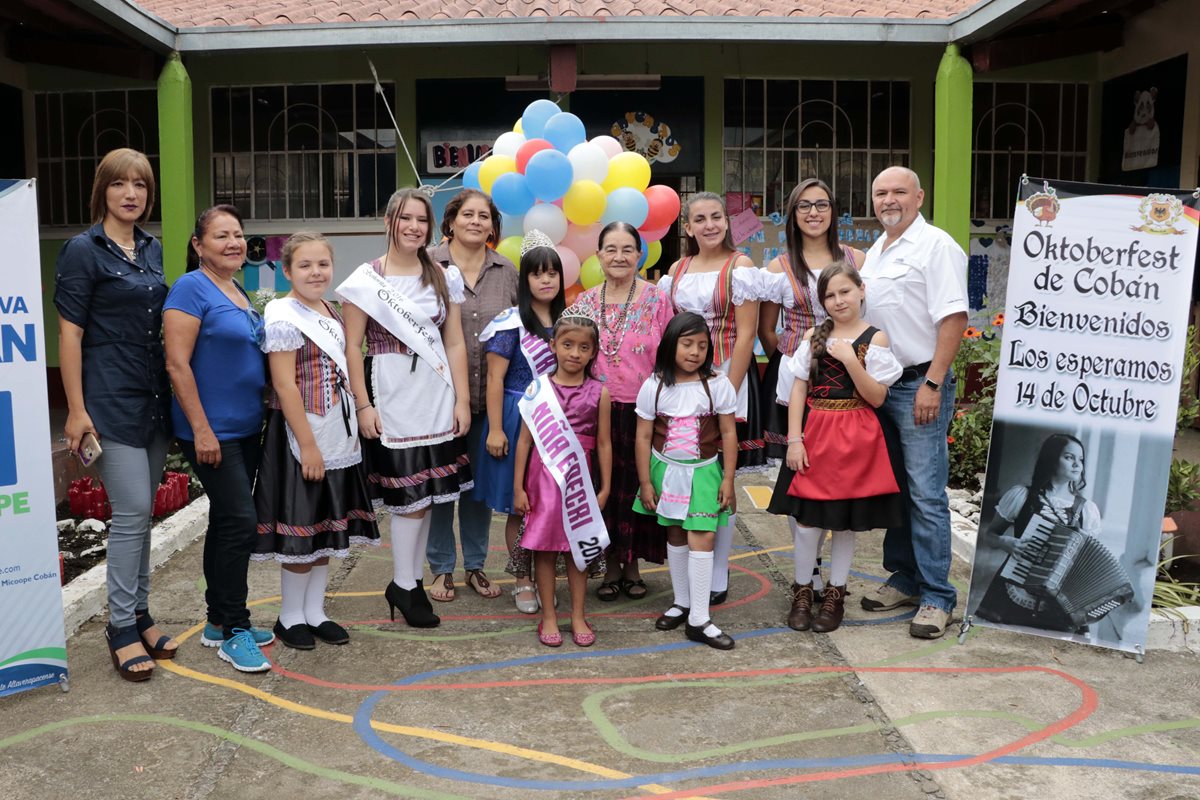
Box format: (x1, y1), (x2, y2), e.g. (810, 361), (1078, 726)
(766, 262), (904, 633)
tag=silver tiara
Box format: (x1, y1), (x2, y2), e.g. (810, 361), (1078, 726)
(558, 303), (598, 326)
(520, 229), (556, 257)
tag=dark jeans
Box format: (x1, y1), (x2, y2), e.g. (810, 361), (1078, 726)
(181, 434), (261, 637)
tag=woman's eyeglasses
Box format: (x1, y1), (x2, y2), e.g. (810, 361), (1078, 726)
(796, 200), (832, 213)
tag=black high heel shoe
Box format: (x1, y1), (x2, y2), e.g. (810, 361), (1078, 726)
(384, 581), (440, 628)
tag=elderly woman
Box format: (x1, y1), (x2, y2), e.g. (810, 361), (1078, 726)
(164, 204), (274, 673)
(424, 188), (517, 604)
(55, 148), (173, 682)
(570, 222), (675, 600)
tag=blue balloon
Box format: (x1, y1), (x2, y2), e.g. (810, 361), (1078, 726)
(600, 187), (650, 228)
(490, 172), (535, 216)
(542, 112), (586, 153)
(524, 149), (574, 202)
(463, 160), (482, 191)
(638, 245), (649, 268)
(521, 99), (561, 140)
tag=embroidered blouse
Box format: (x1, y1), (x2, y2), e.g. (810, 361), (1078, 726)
(263, 301), (346, 417)
(363, 261), (466, 357)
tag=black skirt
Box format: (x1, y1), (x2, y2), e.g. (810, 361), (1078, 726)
(736, 363), (768, 474)
(604, 400), (666, 564)
(253, 409), (381, 563)
(760, 349), (789, 462)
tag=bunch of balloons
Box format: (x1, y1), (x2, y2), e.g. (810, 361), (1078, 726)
(464, 99), (681, 296)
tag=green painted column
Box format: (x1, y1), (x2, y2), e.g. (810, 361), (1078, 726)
(157, 52), (195, 282)
(703, 74), (723, 194)
(394, 77), (418, 188)
(933, 43), (972, 251)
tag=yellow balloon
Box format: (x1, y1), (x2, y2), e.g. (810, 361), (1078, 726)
(644, 239), (662, 270)
(562, 180), (607, 226)
(513, 118), (524, 133)
(479, 155), (517, 194)
(580, 255), (604, 289)
(496, 235), (522, 266)
(602, 151), (652, 193)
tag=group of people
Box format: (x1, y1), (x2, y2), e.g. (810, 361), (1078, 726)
(57, 145), (970, 683)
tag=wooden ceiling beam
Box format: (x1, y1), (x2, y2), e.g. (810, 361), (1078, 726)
(970, 19), (1123, 72)
(7, 33), (157, 80)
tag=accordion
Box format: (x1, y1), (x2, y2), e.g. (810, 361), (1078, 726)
(997, 512), (1135, 629)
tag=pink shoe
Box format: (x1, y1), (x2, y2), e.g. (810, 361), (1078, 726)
(537, 621), (562, 648)
(572, 621), (596, 647)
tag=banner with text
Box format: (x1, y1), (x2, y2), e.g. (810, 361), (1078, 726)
(0, 179), (68, 696)
(965, 178), (1199, 654)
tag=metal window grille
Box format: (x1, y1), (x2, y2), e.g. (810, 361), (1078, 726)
(33, 89), (160, 227)
(210, 82), (397, 221)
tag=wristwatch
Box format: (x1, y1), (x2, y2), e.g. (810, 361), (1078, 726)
(924, 377), (941, 391)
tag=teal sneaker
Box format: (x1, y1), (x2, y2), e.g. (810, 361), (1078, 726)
(201, 623), (276, 648)
(217, 629), (271, 673)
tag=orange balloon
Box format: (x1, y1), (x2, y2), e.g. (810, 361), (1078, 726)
(564, 283), (585, 304)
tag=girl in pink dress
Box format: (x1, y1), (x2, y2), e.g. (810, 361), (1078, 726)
(513, 312), (612, 648)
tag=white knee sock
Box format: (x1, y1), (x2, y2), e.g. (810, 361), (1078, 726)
(390, 515), (422, 589)
(711, 516), (734, 593)
(687, 550), (721, 636)
(412, 513), (432, 585)
(792, 522), (823, 585)
(829, 530), (856, 587)
(279, 569), (310, 628)
(665, 544), (691, 616)
(303, 563), (331, 626)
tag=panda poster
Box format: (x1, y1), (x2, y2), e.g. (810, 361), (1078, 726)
(1100, 55), (1187, 187)
(963, 178), (1199, 655)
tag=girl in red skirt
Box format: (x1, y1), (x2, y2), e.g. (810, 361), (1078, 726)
(767, 262), (904, 633)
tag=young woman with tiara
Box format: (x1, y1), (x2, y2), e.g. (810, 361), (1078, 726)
(338, 188), (473, 629)
(474, 229), (565, 613)
(253, 232), (380, 649)
(659, 192), (763, 607)
(759, 179), (866, 592)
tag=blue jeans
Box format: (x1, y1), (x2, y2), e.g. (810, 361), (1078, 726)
(428, 412), (493, 574)
(181, 434), (261, 636)
(878, 373), (957, 612)
(96, 430), (170, 628)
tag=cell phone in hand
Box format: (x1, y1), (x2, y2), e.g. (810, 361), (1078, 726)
(78, 432), (103, 467)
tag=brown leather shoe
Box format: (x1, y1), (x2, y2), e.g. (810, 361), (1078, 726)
(811, 585), (848, 633)
(787, 583), (815, 631)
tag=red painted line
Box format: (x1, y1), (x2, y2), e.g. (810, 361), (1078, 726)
(618, 665), (1099, 800)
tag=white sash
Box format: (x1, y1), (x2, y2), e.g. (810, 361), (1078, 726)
(652, 449), (719, 521)
(518, 377), (610, 571)
(264, 298), (349, 382)
(479, 307), (557, 379)
(336, 263), (453, 387)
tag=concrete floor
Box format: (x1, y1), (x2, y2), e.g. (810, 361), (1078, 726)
(3, 472), (1199, 800)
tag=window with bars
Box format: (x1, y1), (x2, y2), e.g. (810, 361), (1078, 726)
(34, 89), (160, 227)
(972, 82), (1089, 219)
(210, 82), (398, 221)
(723, 79), (910, 219)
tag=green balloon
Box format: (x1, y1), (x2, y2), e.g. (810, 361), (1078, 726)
(580, 254), (604, 288)
(496, 235), (522, 266)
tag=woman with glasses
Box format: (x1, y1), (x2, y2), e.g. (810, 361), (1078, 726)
(571, 222), (676, 601)
(164, 204), (275, 673)
(758, 179), (866, 599)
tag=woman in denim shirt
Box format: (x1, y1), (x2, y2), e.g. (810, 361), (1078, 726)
(54, 148), (174, 682)
(164, 204), (273, 673)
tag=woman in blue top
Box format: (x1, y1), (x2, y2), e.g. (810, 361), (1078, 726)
(55, 148), (173, 682)
(164, 204), (274, 673)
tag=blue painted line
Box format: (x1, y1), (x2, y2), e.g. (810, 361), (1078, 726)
(842, 609), (917, 626)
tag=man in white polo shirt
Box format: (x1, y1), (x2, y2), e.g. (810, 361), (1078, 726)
(859, 166), (968, 639)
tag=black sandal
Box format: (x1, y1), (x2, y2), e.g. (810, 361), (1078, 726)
(596, 581), (621, 601)
(619, 578), (648, 600)
(135, 612), (178, 660)
(106, 623), (154, 682)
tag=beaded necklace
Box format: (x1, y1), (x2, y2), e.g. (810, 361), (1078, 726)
(598, 279), (638, 367)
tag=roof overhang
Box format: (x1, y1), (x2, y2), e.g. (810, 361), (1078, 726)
(60, 0), (1060, 56)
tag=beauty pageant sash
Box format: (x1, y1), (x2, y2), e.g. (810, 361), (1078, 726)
(479, 306), (557, 379)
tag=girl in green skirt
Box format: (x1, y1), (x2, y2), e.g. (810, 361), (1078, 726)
(633, 312), (739, 649)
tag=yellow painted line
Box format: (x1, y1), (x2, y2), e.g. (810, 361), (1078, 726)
(741, 486), (774, 510)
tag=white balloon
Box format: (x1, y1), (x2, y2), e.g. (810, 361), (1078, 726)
(493, 131), (526, 158)
(590, 135), (623, 159)
(523, 203), (569, 244)
(567, 142), (610, 185)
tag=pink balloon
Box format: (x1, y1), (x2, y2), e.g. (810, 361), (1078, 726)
(561, 223), (602, 260)
(590, 135), (623, 159)
(555, 246), (582, 287)
(638, 224), (671, 242)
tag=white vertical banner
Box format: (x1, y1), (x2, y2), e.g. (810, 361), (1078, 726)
(965, 178), (1199, 654)
(0, 179), (68, 696)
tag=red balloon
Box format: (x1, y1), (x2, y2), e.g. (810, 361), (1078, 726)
(638, 224), (671, 243)
(516, 138), (554, 174)
(642, 185), (682, 231)
(564, 283), (585, 304)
